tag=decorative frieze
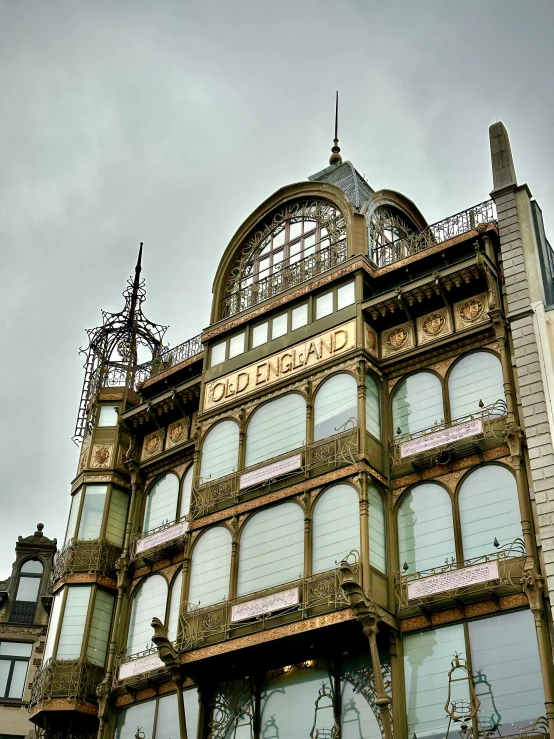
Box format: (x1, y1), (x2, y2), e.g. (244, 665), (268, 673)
(142, 430), (164, 461)
(454, 293), (489, 331)
(417, 308), (452, 346)
(381, 321), (414, 358)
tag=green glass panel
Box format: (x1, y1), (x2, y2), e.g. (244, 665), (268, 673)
(143, 473), (179, 532)
(127, 575), (168, 656)
(368, 486), (386, 573)
(365, 373), (381, 440)
(188, 527), (232, 608)
(312, 484), (360, 574)
(246, 394), (305, 467)
(57, 586), (92, 660)
(105, 488), (129, 546)
(115, 700), (155, 739)
(314, 374), (357, 441)
(78, 485), (108, 540)
(449, 351), (505, 419)
(201, 421), (239, 480)
(87, 589), (114, 666)
(392, 372), (444, 435)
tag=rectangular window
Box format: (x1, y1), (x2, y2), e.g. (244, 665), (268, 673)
(291, 304), (308, 330)
(77, 486), (107, 540)
(64, 490), (82, 545)
(56, 587), (92, 660)
(251, 322), (268, 348)
(316, 292), (333, 319)
(337, 281), (355, 310)
(272, 313), (288, 339)
(229, 332), (245, 359)
(105, 488), (129, 546)
(87, 589), (115, 667)
(0, 642), (32, 700)
(210, 340), (226, 367)
(43, 591), (63, 663)
(98, 405), (118, 427)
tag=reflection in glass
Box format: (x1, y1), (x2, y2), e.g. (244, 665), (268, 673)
(87, 589), (115, 666)
(448, 351), (505, 419)
(246, 394), (306, 467)
(316, 292), (334, 319)
(105, 488), (129, 546)
(368, 486), (386, 573)
(180, 465), (194, 520)
(167, 570), (183, 642)
(188, 527), (232, 608)
(341, 655), (383, 739)
(392, 372), (444, 435)
(312, 484), (360, 574)
(365, 373), (381, 440)
(291, 304), (308, 330)
(201, 421), (240, 480)
(252, 322), (268, 348)
(64, 490), (82, 544)
(57, 586), (92, 660)
(143, 474), (179, 532)
(229, 332), (246, 359)
(211, 341), (226, 366)
(127, 575), (168, 655)
(115, 700), (156, 739)
(314, 374), (357, 441)
(337, 282), (355, 310)
(15, 560), (43, 602)
(78, 485), (108, 540)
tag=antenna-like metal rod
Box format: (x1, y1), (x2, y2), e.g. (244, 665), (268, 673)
(334, 90), (339, 141)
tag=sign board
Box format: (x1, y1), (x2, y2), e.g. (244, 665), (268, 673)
(118, 652), (165, 680)
(231, 587), (299, 623)
(240, 454), (302, 490)
(400, 418), (483, 459)
(136, 521), (188, 555)
(407, 560), (499, 600)
(204, 320), (356, 411)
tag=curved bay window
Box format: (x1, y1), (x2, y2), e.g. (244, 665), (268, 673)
(127, 575), (168, 656)
(64, 484), (129, 547)
(392, 371), (444, 436)
(143, 473), (180, 532)
(245, 393), (306, 467)
(188, 527), (232, 609)
(365, 372), (381, 440)
(223, 200), (347, 317)
(312, 484), (360, 574)
(10, 559), (43, 624)
(314, 373), (357, 441)
(200, 420), (239, 481)
(448, 350), (505, 418)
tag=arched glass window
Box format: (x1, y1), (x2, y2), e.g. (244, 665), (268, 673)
(312, 485), (360, 574)
(314, 374), (357, 441)
(127, 575), (168, 656)
(167, 570), (183, 642)
(143, 474), (179, 532)
(448, 351), (506, 418)
(188, 527), (232, 609)
(200, 421), (239, 481)
(365, 373), (381, 440)
(392, 372), (444, 435)
(398, 483), (455, 573)
(459, 465), (522, 560)
(179, 465), (194, 521)
(369, 207), (417, 267)
(237, 502), (304, 596)
(246, 394), (306, 467)
(10, 559), (43, 624)
(369, 486), (386, 573)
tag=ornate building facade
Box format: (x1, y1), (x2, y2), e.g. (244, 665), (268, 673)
(0, 525), (56, 739)
(29, 122), (554, 739)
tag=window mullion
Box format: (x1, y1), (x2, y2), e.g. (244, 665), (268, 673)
(5, 659), (15, 698)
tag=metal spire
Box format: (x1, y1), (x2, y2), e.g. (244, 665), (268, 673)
(329, 91), (342, 165)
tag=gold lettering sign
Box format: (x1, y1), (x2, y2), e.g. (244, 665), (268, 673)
(203, 320), (357, 411)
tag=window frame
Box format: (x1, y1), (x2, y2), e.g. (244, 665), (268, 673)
(0, 640), (33, 701)
(142, 471), (182, 535)
(64, 483), (129, 547)
(9, 558), (44, 624)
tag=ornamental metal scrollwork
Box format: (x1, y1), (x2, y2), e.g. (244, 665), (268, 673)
(208, 678), (256, 739)
(341, 653), (393, 739)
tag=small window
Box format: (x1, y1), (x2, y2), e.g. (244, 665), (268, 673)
(337, 282), (355, 310)
(0, 641), (32, 700)
(229, 332), (245, 359)
(316, 292), (334, 319)
(98, 405), (118, 427)
(272, 313), (288, 339)
(10, 560), (43, 624)
(291, 303), (308, 330)
(210, 340), (226, 366)
(78, 485), (108, 540)
(252, 322), (268, 348)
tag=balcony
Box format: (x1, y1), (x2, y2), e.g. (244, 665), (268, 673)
(52, 538), (121, 584)
(130, 517), (188, 563)
(389, 400), (507, 473)
(191, 427), (358, 519)
(29, 658), (104, 713)
(370, 199), (496, 268)
(146, 333), (203, 380)
(394, 540), (526, 618)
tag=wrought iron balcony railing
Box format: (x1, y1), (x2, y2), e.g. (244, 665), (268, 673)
(52, 537), (121, 583)
(29, 658), (104, 710)
(394, 540), (526, 614)
(222, 239), (348, 318)
(130, 516), (189, 562)
(191, 427), (358, 519)
(147, 333), (203, 379)
(389, 400), (507, 469)
(371, 199), (496, 268)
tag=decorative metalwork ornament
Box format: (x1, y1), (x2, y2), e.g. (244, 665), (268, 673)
(444, 652), (480, 722)
(310, 682), (339, 739)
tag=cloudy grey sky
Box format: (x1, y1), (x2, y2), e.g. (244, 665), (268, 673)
(1, 0), (553, 574)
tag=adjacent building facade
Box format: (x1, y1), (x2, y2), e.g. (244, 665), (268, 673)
(0, 525), (56, 739)
(29, 123), (554, 739)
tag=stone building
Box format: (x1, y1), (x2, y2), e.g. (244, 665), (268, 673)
(0, 524), (56, 739)
(29, 122), (554, 739)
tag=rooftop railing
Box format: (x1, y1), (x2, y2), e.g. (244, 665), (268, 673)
(371, 199), (496, 268)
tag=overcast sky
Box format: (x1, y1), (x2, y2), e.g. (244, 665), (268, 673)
(1, 0), (553, 575)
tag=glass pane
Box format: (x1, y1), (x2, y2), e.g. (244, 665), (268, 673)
(252, 322), (268, 348)
(105, 488), (129, 546)
(337, 282), (355, 310)
(449, 351), (505, 418)
(459, 465), (522, 560)
(316, 292), (333, 319)
(115, 700), (156, 739)
(365, 373), (381, 440)
(229, 332), (245, 359)
(0, 642), (33, 657)
(303, 233), (316, 249)
(469, 611), (545, 730)
(20, 560), (43, 574)
(291, 304), (308, 331)
(0, 660), (9, 697)
(245, 394), (306, 467)
(143, 474), (179, 532)
(78, 485), (108, 540)
(312, 485), (360, 574)
(98, 405), (118, 427)
(15, 575), (40, 602)
(87, 589), (115, 666)
(341, 656), (383, 739)
(273, 229), (285, 248)
(392, 372), (444, 435)
(43, 591), (63, 663)
(127, 575), (168, 655)
(179, 465), (194, 520)
(188, 527), (232, 608)
(167, 570), (183, 642)
(237, 502), (304, 596)
(289, 222), (302, 240)
(184, 687), (200, 739)
(64, 490), (82, 545)
(314, 374), (357, 441)
(211, 341), (226, 367)
(272, 313), (288, 339)
(369, 486), (386, 573)
(404, 625), (468, 739)
(156, 692), (180, 739)
(398, 484), (455, 573)
(200, 421), (239, 480)
(57, 586), (92, 660)
(8, 660), (29, 699)
(259, 256), (270, 277)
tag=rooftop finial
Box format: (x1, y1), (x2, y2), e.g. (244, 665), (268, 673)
(329, 90), (342, 166)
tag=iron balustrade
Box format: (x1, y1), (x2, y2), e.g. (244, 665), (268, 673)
(130, 516), (189, 562)
(29, 658), (104, 710)
(52, 537), (121, 583)
(147, 333), (203, 379)
(370, 199), (496, 268)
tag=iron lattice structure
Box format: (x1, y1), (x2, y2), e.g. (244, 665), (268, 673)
(73, 244), (168, 443)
